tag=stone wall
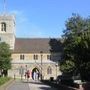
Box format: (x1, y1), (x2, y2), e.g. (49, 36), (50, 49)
(8, 62), (61, 80)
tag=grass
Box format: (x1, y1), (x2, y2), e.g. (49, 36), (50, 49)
(0, 77), (11, 86)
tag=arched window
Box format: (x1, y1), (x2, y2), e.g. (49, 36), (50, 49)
(47, 66), (52, 74)
(19, 66), (24, 75)
(1, 22), (6, 32)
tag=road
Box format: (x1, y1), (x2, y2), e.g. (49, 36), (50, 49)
(6, 79), (57, 90)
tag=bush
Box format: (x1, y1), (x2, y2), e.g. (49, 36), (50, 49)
(0, 77), (10, 86)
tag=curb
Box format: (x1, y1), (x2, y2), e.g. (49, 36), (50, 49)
(0, 79), (14, 90)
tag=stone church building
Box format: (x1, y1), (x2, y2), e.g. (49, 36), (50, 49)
(0, 14), (62, 80)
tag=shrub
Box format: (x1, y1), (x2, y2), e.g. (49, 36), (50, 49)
(0, 77), (10, 86)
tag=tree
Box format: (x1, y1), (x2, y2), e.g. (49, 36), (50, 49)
(60, 14), (90, 81)
(0, 42), (12, 77)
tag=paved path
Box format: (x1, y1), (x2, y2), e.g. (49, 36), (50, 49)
(6, 79), (57, 90)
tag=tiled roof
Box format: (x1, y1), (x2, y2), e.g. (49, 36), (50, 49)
(13, 38), (62, 53)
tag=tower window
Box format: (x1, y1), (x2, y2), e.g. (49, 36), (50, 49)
(1, 22), (6, 32)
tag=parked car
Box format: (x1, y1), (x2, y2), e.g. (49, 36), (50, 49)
(56, 75), (62, 84)
(73, 75), (81, 84)
(56, 75), (73, 85)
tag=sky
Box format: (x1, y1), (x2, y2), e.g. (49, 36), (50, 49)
(0, 0), (90, 38)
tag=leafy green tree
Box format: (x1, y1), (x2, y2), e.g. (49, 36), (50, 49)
(61, 14), (90, 81)
(0, 42), (12, 77)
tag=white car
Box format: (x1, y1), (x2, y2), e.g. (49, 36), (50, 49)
(73, 75), (82, 84)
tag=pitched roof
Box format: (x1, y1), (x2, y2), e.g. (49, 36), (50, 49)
(13, 38), (62, 53)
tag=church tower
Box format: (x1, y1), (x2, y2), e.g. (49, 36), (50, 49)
(0, 0), (15, 50)
(0, 15), (15, 50)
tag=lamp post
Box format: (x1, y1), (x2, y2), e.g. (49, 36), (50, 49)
(19, 66), (24, 80)
(40, 51), (43, 80)
(25, 65), (27, 79)
(25, 65), (27, 72)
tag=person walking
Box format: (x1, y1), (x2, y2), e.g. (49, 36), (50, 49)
(26, 70), (30, 81)
(33, 71), (36, 81)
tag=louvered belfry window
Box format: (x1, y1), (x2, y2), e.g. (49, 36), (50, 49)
(1, 22), (6, 32)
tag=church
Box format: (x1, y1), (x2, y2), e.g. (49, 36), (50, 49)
(0, 13), (62, 80)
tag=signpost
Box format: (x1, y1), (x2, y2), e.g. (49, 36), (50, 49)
(19, 66), (24, 80)
(40, 51), (43, 80)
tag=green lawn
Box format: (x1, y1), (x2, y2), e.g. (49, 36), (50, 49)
(0, 77), (11, 86)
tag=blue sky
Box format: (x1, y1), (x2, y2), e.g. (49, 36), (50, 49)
(0, 0), (90, 38)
